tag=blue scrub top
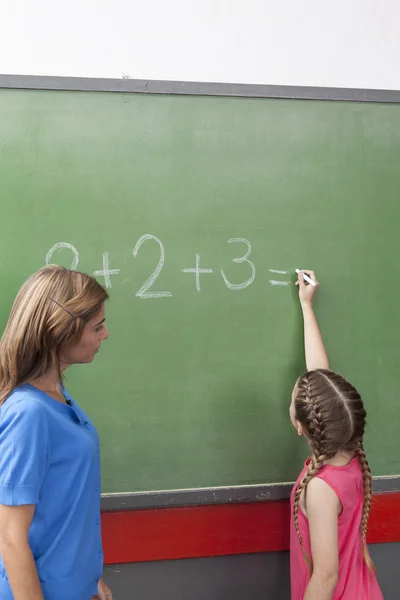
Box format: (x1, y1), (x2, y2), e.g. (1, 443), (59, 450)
(0, 384), (103, 600)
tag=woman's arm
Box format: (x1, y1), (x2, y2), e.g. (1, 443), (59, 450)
(303, 478), (340, 600)
(0, 504), (44, 600)
(93, 577), (112, 600)
(297, 270), (329, 371)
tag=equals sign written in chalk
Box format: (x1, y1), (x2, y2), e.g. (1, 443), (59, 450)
(268, 269), (290, 286)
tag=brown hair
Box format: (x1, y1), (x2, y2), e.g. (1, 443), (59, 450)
(0, 265), (108, 404)
(292, 369), (374, 573)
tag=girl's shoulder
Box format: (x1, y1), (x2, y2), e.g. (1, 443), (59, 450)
(317, 457), (363, 506)
(292, 456), (362, 504)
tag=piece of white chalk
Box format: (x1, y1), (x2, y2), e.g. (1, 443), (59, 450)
(295, 269), (317, 287)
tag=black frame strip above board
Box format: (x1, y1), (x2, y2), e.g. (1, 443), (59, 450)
(0, 74), (400, 103)
(101, 476), (400, 511)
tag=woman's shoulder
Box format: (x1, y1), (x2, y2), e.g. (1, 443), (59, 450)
(1, 385), (48, 418)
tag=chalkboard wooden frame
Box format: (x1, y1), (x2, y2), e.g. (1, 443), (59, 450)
(100, 476), (400, 510)
(0, 74), (399, 103)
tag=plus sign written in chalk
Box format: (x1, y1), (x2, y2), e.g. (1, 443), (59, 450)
(93, 251), (121, 288)
(182, 254), (213, 292)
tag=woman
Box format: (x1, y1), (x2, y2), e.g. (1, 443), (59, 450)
(0, 265), (112, 600)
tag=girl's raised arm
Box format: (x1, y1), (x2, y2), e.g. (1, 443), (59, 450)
(296, 270), (329, 371)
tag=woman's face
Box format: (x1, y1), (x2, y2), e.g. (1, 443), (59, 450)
(61, 304), (109, 366)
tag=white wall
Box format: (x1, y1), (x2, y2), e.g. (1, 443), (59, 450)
(0, 0), (399, 90)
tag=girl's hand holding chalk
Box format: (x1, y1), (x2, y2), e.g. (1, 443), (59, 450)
(296, 269), (319, 306)
(295, 268), (317, 287)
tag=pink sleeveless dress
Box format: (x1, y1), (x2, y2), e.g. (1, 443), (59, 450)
(290, 457), (383, 599)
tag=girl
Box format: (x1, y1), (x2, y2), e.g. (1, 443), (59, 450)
(290, 270), (383, 599)
(0, 265), (112, 600)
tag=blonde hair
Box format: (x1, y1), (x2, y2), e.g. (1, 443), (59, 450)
(0, 265), (108, 404)
(293, 369), (374, 574)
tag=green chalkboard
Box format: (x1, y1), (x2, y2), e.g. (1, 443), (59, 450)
(0, 88), (399, 493)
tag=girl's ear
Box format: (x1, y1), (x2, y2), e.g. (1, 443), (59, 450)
(297, 421), (305, 437)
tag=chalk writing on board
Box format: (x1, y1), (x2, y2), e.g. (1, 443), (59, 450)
(46, 242), (80, 271)
(93, 251), (120, 288)
(45, 237), (294, 298)
(132, 234), (172, 299)
(268, 269), (290, 286)
(269, 269), (288, 275)
(182, 254), (213, 292)
(220, 238), (256, 291)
